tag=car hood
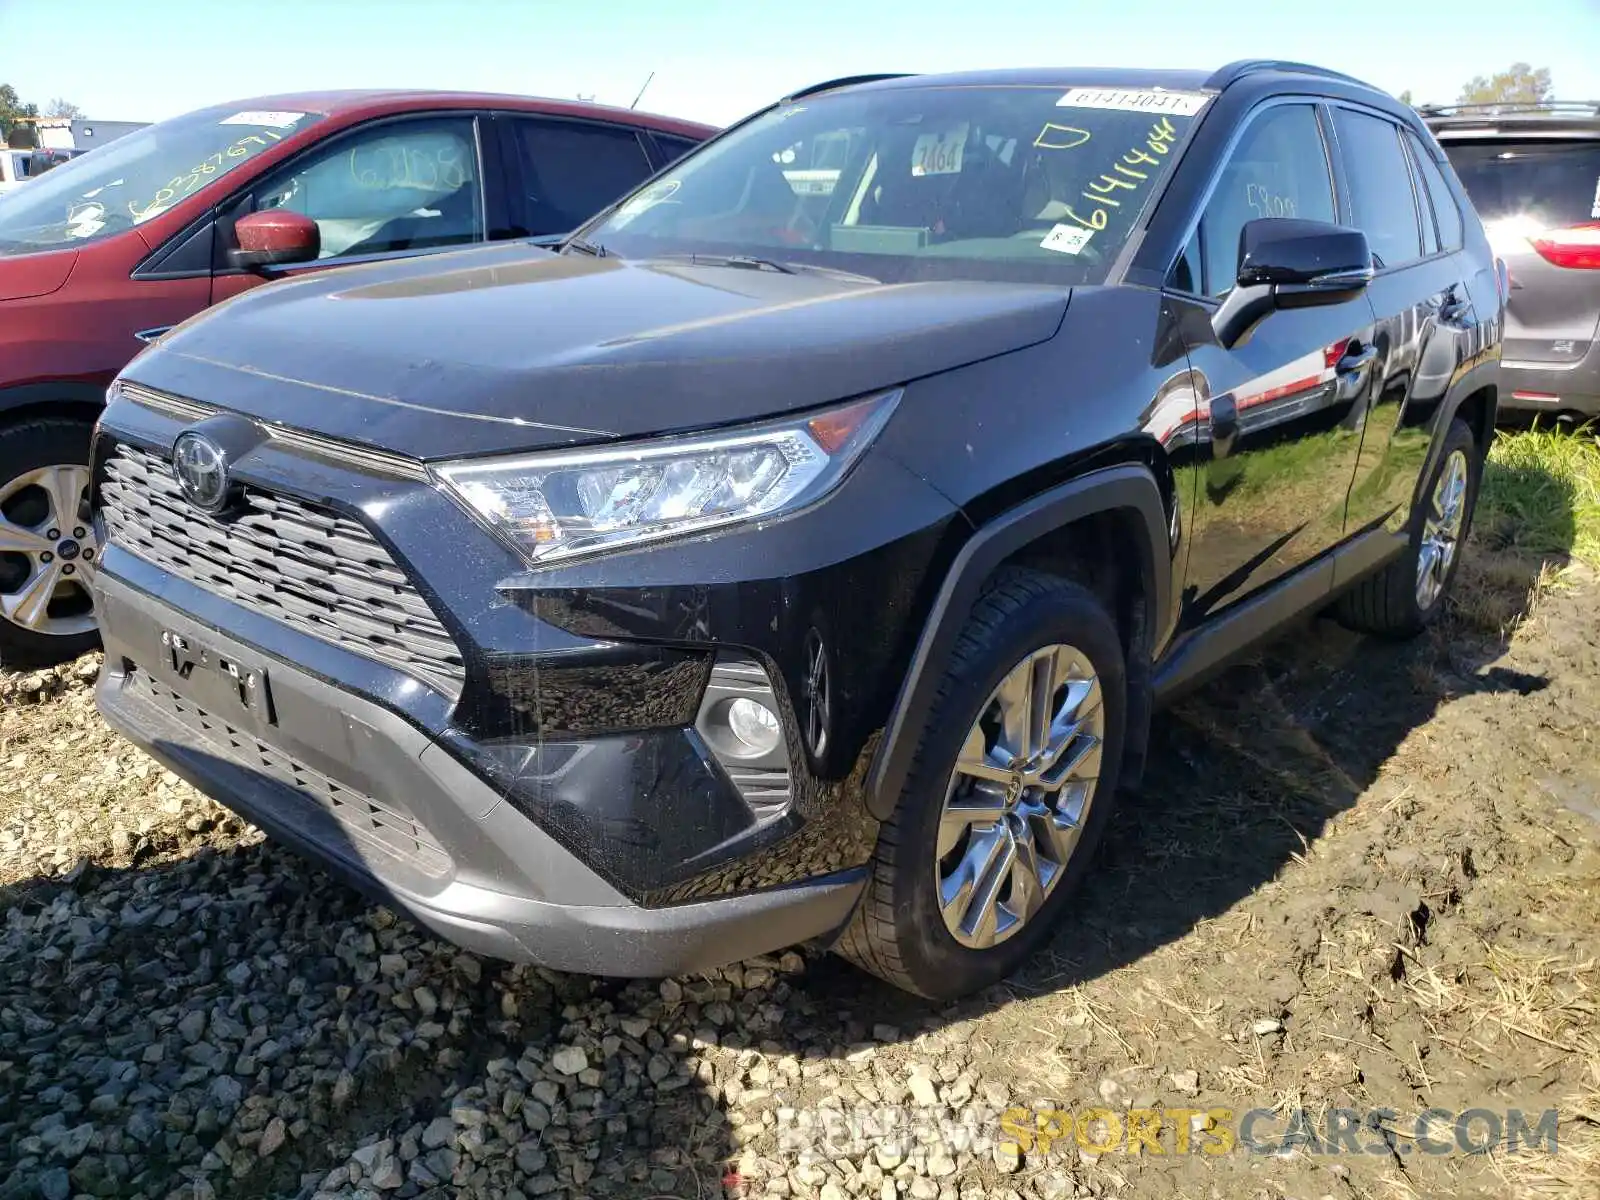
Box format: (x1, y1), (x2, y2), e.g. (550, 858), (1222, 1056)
(0, 247), (77, 301)
(123, 241), (1071, 460)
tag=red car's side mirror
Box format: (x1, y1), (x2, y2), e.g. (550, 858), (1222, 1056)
(228, 209), (320, 271)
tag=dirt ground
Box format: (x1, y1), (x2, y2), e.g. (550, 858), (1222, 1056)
(2, 535), (1597, 1200)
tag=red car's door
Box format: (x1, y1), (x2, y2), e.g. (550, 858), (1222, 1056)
(211, 113), (493, 306)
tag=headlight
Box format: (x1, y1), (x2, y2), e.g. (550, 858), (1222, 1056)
(434, 390), (900, 566)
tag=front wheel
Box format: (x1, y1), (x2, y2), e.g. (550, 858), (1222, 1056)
(0, 417), (102, 668)
(836, 569), (1126, 999)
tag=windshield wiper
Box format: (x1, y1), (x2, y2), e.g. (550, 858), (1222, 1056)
(692, 253), (796, 274)
(676, 254), (881, 284)
(560, 236), (608, 258)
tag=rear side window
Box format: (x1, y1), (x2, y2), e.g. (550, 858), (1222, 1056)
(1441, 138), (1600, 230)
(1407, 131), (1463, 250)
(509, 119), (654, 235)
(1333, 109), (1423, 269)
(653, 134), (702, 165)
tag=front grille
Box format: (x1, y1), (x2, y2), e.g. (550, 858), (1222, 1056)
(128, 669), (451, 877)
(100, 443), (464, 694)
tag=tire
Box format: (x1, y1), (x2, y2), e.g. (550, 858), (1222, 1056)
(0, 417), (102, 668)
(836, 568), (1127, 999)
(1334, 418), (1479, 639)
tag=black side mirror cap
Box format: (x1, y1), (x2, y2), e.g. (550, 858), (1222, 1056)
(1212, 219), (1375, 348)
(1236, 217), (1373, 289)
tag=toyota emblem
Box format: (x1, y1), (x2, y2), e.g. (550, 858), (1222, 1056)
(172, 432), (231, 513)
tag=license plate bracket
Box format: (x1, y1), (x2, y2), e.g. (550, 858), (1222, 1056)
(161, 630), (276, 729)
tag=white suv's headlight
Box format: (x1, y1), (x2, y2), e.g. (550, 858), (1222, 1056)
(434, 390), (900, 566)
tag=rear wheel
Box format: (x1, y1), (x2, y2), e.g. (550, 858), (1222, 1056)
(0, 418), (101, 668)
(837, 569), (1126, 999)
(1335, 418), (1479, 638)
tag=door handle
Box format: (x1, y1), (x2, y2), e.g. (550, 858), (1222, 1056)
(1335, 343), (1378, 375)
(1434, 284), (1470, 325)
(1210, 394), (1239, 458)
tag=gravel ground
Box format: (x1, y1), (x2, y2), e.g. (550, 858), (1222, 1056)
(2, 550), (1598, 1200)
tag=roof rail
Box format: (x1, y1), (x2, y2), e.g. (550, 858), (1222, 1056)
(1205, 59), (1374, 92)
(782, 74), (915, 102)
(1417, 100), (1600, 117)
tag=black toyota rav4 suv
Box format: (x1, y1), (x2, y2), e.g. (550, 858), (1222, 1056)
(91, 61), (1503, 1000)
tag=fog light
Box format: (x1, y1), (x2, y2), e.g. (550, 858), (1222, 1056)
(696, 652), (792, 817)
(727, 698), (781, 755)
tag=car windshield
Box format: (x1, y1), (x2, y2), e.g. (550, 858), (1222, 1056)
(584, 83), (1208, 284)
(0, 104), (325, 254)
(1442, 137), (1600, 231)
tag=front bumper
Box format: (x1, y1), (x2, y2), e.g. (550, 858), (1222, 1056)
(95, 572), (866, 975)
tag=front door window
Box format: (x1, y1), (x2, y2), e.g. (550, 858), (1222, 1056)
(255, 117), (483, 259)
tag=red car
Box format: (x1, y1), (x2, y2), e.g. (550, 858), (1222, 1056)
(0, 90), (713, 665)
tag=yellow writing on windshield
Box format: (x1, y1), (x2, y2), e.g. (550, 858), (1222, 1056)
(1059, 116), (1180, 232)
(1033, 124), (1092, 151)
(127, 130), (283, 223)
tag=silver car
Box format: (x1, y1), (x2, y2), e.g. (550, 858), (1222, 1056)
(1425, 102), (1600, 421)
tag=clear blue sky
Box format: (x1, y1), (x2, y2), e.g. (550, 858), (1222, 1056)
(4, 0), (1598, 127)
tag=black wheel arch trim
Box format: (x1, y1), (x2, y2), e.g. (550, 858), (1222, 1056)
(866, 464), (1171, 821)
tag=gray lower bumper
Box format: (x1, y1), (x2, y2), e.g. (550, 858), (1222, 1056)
(1500, 357), (1600, 417)
(93, 572), (865, 976)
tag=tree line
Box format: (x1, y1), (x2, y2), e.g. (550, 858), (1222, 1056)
(1400, 62), (1554, 110)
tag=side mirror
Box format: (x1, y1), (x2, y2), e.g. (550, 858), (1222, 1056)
(1213, 219), (1374, 348)
(228, 209), (319, 271)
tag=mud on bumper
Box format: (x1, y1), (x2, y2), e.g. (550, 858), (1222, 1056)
(94, 573), (865, 977)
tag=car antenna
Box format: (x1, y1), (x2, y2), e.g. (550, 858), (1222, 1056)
(630, 71), (655, 110)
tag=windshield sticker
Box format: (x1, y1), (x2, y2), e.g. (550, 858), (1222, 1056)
(1040, 224), (1094, 255)
(1591, 174), (1600, 218)
(1058, 115), (1181, 232)
(64, 201), (107, 239)
(911, 125), (968, 177)
(1034, 123), (1092, 151)
(1057, 87), (1208, 117)
(220, 110), (305, 128)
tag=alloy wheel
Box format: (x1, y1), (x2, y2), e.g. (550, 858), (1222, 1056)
(1416, 448), (1468, 611)
(0, 464), (98, 639)
(935, 643), (1105, 950)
